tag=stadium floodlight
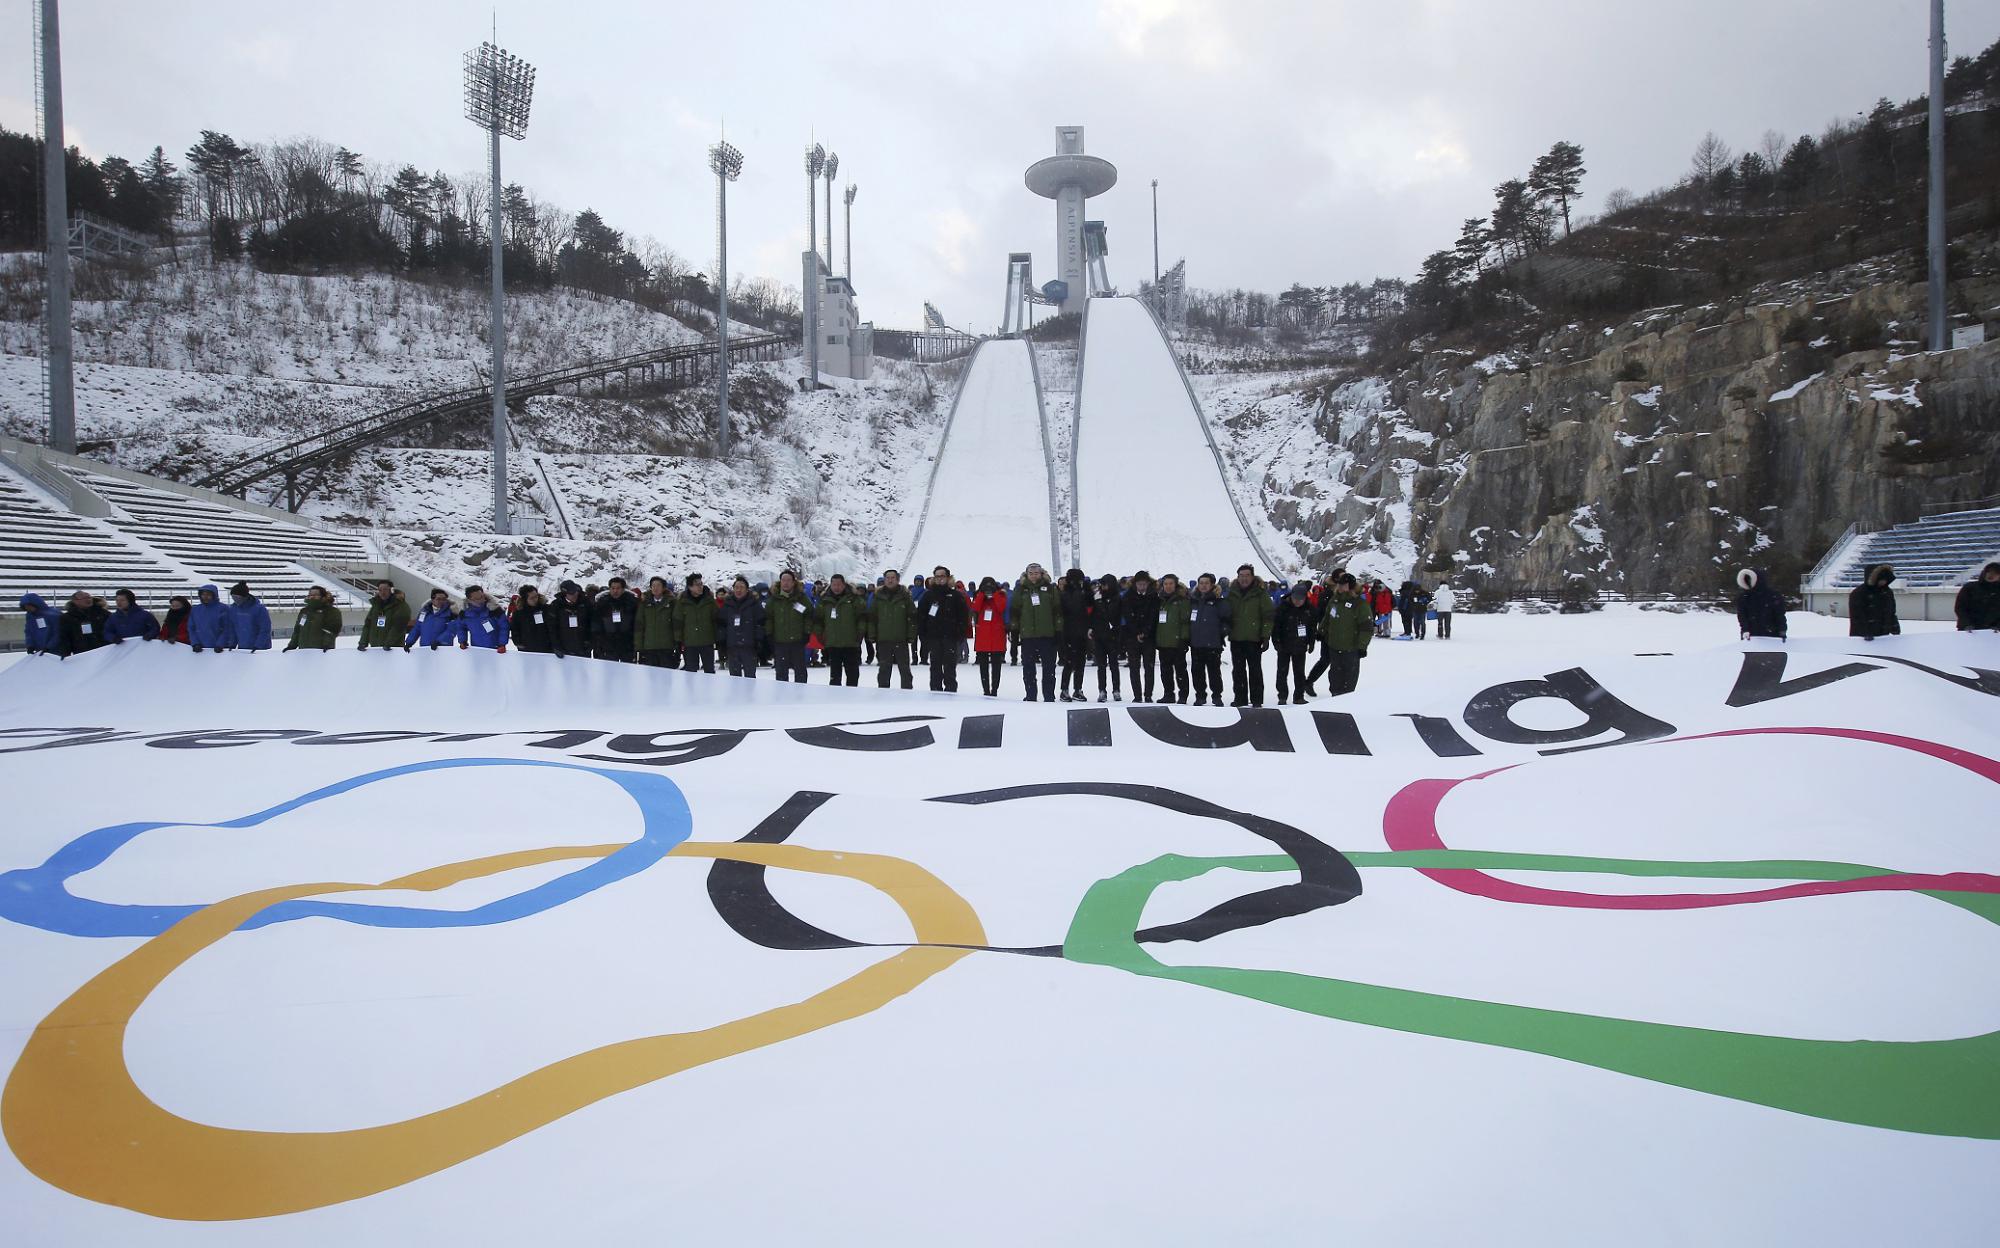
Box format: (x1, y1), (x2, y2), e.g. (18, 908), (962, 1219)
(822, 152), (839, 281)
(804, 142), (825, 385)
(463, 38), (537, 536)
(709, 140), (744, 455)
(843, 183), (857, 280)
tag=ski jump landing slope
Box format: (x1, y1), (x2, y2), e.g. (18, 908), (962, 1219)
(904, 338), (1060, 578)
(1072, 296), (1277, 577)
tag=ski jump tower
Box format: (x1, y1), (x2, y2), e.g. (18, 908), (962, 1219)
(1025, 127), (1117, 317)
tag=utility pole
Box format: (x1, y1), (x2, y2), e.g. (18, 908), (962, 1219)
(1151, 178), (1160, 286)
(843, 183), (857, 281)
(1927, 0), (1949, 352)
(804, 143), (825, 389)
(822, 152), (839, 283)
(39, 0), (75, 454)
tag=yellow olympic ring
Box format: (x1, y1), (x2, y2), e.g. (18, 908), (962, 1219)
(3, 840), (984, 1221)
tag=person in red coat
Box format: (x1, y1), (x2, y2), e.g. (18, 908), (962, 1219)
(970, 577), (1010, 697)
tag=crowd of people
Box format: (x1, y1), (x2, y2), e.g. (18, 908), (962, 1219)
(17, 560), (1998, 695)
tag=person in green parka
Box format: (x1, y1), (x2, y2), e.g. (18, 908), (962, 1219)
(816, 574), (865, 686)
(1318, 572), (1373, 696)
(356, 580), (411, 652)
(866, 569), (918, 690)
(283, 585), (343, 651)
(636, 576), (678, 667)
(1224, 563), (1274, 707)
(678, 574), (719, 673)
(1009, 562), (1062, 701)
(1154, 573), (1193, 704)
(766, 569), (813, 683)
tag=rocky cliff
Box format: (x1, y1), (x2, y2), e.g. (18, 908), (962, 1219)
(1236, 253), (2000, 596)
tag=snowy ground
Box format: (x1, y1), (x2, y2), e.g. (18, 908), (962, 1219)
(906, 339), (1059, 576)
(2, 613), (1994, 1245)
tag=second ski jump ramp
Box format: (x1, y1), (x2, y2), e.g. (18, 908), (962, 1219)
(1071, 296), (1278, 578)
(904, 339), (1061, 579)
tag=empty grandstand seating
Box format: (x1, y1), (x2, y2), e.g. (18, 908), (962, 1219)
(62, 468), (369, 612)
(1831, 507), (2000, 589)
(0, 462), (194, 608)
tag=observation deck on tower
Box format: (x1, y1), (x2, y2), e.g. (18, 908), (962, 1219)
(1024, 127), (1117, 316)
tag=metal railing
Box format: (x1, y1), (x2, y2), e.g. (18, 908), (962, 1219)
(1918, 494), (2000, 515)
(196, 332), (789, 498)
(1802, 521), (1862, 589)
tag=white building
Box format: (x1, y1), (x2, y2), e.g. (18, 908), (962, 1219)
(816, 274), (873, 381)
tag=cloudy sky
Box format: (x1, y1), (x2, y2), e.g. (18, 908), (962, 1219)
(7, 1), (1994, 332)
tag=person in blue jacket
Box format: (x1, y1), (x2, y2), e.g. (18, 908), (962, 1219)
(406, 588), (460, 650)
(105, 589), (160, 643)
(18, 593), (62, 654)
(456, 585), (509, 651)
(225, 581), (272, 651)
(187, 584), (236, 653)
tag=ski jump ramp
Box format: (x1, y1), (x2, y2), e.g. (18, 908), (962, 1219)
(904, 338), (1061, 578)
(1071, 296), (1279, 578)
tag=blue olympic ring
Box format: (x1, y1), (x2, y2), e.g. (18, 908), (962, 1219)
(0, 757), (691, 938)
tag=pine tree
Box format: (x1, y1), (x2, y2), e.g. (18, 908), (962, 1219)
(1526, 141), (1586, 235)
(1452, 217), (1490, 277)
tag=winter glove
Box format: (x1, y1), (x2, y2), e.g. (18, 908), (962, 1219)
(403, 644), (413, 652)
(191, 644), (203, 653)
(496, 645), (507, 654)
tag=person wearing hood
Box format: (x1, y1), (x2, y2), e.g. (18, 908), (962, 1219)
(357, 580), (411, 652)
(1186, 572), (1230, 706)
(1957, 562), (2000, 632)
(1273, 579), (1319, 705)
(636, 577), (678, 667)
(1227, 564), (1274, 708)
(1154, 573), (1193, 704)
(1304, 572), (1344, 694)
(224, 582), (273, 652)
(866, 569), (917, 690)
(406, 588), (459, 651)
(918, 565), (972, 693)
(283, 586), (342, 651)
(105, 589), (160, 644)
(457, 585), (509, 651)
(721, 575), (765, 677)
(1848, 565), (1901, 641)
(767, 570), (813, 682)
(17, 594), (62, 655)
(1088, 573), (1124, 702)
(510, 586), (556, 655)
(160, 595), (191, 645)
(971, 577), (1010, 697)
(591, 577), (640, 662)
(1122, 571), (1160, 703)
(1319, 573), (1373, 695)
(816, 574), (864, 686)
(1431, 582), (1457, 640)
(59, 591), (111, 657)
(187, 584), (236, 653)
(1009, 562), (1062, 702)
(1056, 568), (1093, 702)
(551, 580), (595, 658)
(678, 574), (720, 672)
(1735, 569), (1787, 641)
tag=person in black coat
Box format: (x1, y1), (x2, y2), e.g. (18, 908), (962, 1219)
(550, 580), (594, 657)
(1735, 568), (1788, 640)
(1956, 562), (2000, 632)
(1122, 571), (1160, 703)
(1272, 580), (1320, 704)
(510, 586), (556, 654)
(918, 566), (972, 693)
(1848, 565), (1901, 640)
(1088, 573), (1124, 702)
(58, 591), (111, 657)
(1056, 568), (1093, 701)
(592, 577), (640, 662)
(720, 576), (766, 677)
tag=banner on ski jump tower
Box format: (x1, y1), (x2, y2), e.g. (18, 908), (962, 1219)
(1, 637), (1996, 1242)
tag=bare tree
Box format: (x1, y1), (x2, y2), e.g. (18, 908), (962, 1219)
(1758, 129), (1788, 170)
(1602, 187), (1635, 215)
(1689, 132), (1735, 184)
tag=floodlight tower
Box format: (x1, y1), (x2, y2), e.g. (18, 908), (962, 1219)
(1024, 126), (1118, 316)
(709, 139), (743, 455)
(822, 152), (839, 279)
(1927, 0), (1948, 352)
(843, 183), (857, 280)
(463, 38), (536, 535)
(37, 0), (75, 453)
(804, 143), (825, 387)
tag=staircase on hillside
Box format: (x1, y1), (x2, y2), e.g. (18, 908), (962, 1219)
(1830, 507), (2000, 588)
